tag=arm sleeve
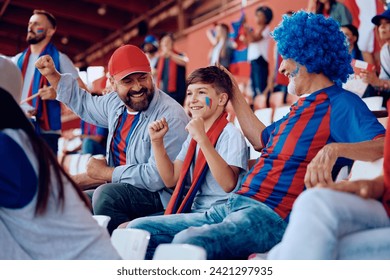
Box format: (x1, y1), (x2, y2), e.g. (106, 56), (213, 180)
(261, 122), (276, 147)
(56, 74), (116, 128)
(330, 93), (386, 142)
(0, 133), (37, 208)
(59, 53), (79, 79)
(216, 125), (248, 171)
(176, 134), (191, 162)
(379, 46), (390, 80)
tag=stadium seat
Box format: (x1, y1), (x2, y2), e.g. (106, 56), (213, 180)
(273, 105), (290, 122)
(111, 228), (150, 260)
(152, 244), (207, 260)
(362, 96), (384, 111)
(92, 215), (111, 228)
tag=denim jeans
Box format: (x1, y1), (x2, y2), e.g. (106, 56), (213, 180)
(91, 183), (164, 234)
(250, 56), (268, 97)
(128, 193), (287, 260)
(268, 188), (390, 259)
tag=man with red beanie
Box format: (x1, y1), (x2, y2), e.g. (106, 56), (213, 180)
(35, 45), (189, 234)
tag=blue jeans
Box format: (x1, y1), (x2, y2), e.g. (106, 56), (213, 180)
(268, 188), (390, 259)
(250, 56), (268, 97)
(128, 194), (287, 260)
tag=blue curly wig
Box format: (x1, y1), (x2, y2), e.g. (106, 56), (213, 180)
(272, 10), (353, 86)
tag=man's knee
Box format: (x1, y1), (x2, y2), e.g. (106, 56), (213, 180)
(128, 217), (148, 230)
(172, 226), (206, 246)
(92, 183), (122, 211)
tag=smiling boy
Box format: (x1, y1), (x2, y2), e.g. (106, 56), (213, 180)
(149, 66), (248, 214)
(126, 66), (248, 258)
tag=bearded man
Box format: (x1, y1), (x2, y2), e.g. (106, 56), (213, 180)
(35, 44), (189, 234)
(12, 10), (86, 153)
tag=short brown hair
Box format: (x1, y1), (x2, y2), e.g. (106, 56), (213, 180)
(33, 9), (57, 29)
(186, 66), (233, 101)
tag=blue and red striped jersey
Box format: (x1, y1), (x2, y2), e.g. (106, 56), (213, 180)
(236, 85), (385, 221)
(110, 110), (140, 167)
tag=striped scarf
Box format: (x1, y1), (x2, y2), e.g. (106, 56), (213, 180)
(17, 42), (61, 131)
(156, 50), (180, 93)
(165, 112), (229, 214)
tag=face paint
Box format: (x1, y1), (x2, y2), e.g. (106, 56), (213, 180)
(36, 28), (44, 34)
(290, 65), (300, 78)
(205, 96), (212, 108)
(287, 65), (300, 96)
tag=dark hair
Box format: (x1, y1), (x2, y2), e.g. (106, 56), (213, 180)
(219, 23), (230, 34)
(186, 66), (233, 101)
(0, 89), (89, 215)
(285, 11), (294, 16)
(256, 6), (273, 24)
(316, 0), (337, 15)
(161, 32), (175, 41)
(33, 9), (57, 29)
(341, 24), (362, 60)
(341, 24), (359, 43)
(217, 23), (231, 61)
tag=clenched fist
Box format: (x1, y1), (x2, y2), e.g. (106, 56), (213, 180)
(186, 117), (207, 144)
(35, 55), (61, 89)
(149, 117), (169, 143)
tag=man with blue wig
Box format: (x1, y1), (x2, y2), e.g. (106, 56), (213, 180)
(125, 11), (385, 260)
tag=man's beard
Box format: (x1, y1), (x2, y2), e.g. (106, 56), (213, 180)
(26, 31), (46, 45)
(124, 86), (154, 111)
(287, 77), (297, 96)
(287, 66), (300, 96)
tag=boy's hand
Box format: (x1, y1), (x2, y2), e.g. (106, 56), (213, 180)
(35, 55), (57, 77)
(149, 117), (169, 142)
(186, 118), (207, 144)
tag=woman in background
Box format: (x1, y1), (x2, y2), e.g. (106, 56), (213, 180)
(308, 0), (352, 25)
(341, 24), (364, 60)
(206, 23), (235, 68)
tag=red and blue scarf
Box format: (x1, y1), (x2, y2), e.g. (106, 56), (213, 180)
(17, 42), (61, 132)
(165, 112), (229, 214)
(156, 50), (180, 93)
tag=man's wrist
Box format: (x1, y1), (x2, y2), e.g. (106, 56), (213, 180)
(46, 72), (61, 89)
(151, 138), (165, 146)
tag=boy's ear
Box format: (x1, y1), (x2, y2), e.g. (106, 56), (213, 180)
(218, 92), (229, 106)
